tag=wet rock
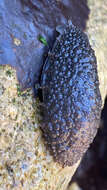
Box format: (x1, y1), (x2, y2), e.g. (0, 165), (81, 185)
(0, 0), (89, 88)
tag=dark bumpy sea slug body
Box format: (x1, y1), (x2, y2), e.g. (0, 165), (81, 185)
(40, 24), (102, 167)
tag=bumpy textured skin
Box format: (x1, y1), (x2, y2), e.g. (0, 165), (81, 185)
(40, 24), (102, 167)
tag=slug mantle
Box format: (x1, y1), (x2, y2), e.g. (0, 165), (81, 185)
(40, 23), (102, 167)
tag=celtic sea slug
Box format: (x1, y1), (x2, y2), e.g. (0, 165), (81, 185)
(40, 23), (102, 167)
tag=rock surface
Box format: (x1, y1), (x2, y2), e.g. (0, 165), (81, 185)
(0, 0), (89, 89)
(0, 65), (80, 190)
(86, 0), (107, 105)
(0, 0), (107, 190)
